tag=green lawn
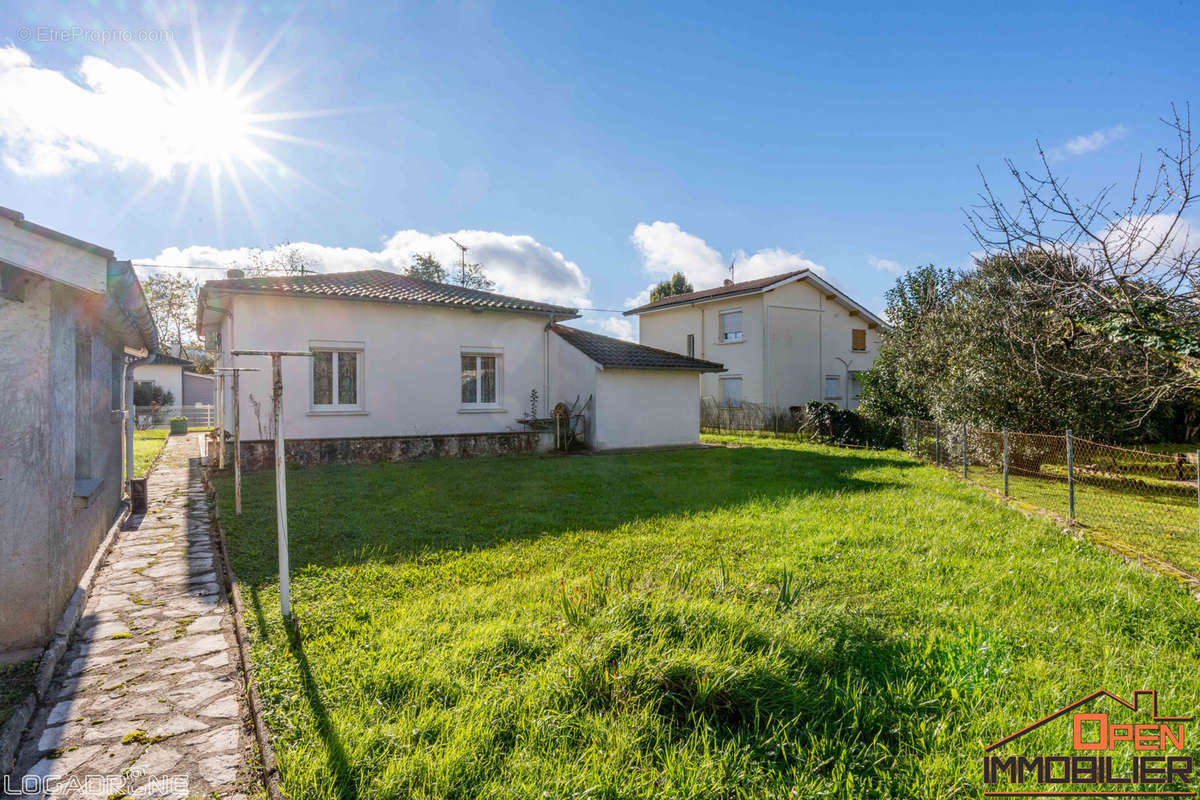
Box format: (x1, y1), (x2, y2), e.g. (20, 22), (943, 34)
(132, 429), (169, 477)
(215, 437), (1200, 799)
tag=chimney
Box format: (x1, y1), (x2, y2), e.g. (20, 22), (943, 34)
(723, 278), (733, 287)
(226, 268), (245, 279)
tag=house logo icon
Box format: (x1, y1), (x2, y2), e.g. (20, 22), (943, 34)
(982, 690), (1194, 797)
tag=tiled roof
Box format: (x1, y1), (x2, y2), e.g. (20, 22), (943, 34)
(624, 270), (807, 315)
(551, 325), (725, 371)
(143, 352), (195, 367)
(201, 269), (578, 316)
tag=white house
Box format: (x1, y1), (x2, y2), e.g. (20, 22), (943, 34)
(0, 207), (157, 658)
(133, 352), (214, 408)
(625, 269), (887, 411)
(196, 269), (722, 464)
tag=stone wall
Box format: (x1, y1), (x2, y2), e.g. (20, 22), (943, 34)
(229, 431), (551, 471)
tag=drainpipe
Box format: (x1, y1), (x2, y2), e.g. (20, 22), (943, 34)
(123, 352), (150, 498)
(544, 314), (554, 415)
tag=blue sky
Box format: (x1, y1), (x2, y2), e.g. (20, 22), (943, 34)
(0, 1), (1196, 338)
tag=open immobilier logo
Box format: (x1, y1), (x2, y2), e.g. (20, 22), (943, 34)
(983, 690), (1194, 797)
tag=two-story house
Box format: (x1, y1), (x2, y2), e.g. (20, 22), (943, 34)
(625, 269), (886, 411)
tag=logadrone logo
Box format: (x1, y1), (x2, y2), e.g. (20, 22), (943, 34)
(983, 690), (1194, 797)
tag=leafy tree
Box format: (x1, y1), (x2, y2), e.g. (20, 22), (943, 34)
(407, 252), (449, 283)
(861, 257), (1188, 440)
(650, 272), (694, 302)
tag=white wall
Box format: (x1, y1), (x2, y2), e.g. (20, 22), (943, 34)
(549, 334), (598, 446)
(215, 293), (558, 440)
(133, 364), (183, 405)
(637, 295), (765, 403)
(593, 369), (701, 450)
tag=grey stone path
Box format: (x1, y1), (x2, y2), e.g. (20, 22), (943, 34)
(14, 434), (253, 799)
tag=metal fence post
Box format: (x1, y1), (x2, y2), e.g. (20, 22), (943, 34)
(272, 354), (291, 620)
(233, 370), (242, 515)
(935, 422), (940, 467)
(1002, 428), (1009, 497)
(1195, 449), (1199, 546)
(217, 373), (226, 470)
(961, 421), (968, 478)
(1066, 428), (1075, 523)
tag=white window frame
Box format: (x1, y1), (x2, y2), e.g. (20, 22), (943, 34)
(459, 346), (504, 412)
(719, 309), (744, 343)
(719, 374), (744, 408)
(824, 374), (841, 400)
(686, 333), (695, 358)
(309, 340), (366, 414)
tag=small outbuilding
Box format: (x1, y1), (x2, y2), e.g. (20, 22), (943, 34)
(550, 325), (724, 450)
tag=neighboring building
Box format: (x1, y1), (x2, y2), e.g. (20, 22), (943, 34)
(625, 269), (887, 411)
(0, 207), (157, 659)
(196, 270), (720, 461)
(133, 352), (215, 407)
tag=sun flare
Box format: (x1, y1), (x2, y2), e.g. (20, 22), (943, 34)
(168, 81), (257, 168)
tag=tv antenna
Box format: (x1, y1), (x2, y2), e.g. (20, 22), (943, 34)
(448, 237), (480, 285)
(728, 256), (737, 283)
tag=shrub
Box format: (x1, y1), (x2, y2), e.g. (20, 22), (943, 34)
(133, 382), (174, 408)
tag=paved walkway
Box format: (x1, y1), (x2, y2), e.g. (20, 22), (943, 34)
(15, 434), (252, 799)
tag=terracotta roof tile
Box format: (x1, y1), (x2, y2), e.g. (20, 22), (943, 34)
(202, 269), (578, 316)
(624, 270), (807, 315)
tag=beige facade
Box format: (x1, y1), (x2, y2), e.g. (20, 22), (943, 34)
(633, 273), (884, 411)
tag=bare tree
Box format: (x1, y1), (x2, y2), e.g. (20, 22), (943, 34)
(238, 242), (318, 277)
(967, 104), (1200, 413)
(143, 272), (201, 357)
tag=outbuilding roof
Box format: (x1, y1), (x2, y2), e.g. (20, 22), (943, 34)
(551, 324), (725, 371)
(200, 269), (578, 318)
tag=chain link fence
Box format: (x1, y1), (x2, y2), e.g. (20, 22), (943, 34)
(899, 418), (1200, 577)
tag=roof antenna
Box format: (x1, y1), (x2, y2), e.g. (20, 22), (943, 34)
(727, 256), (736, 285)
(448, 237), (480, 286)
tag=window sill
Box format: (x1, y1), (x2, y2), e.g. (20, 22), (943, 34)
(306, 409), (369, 416)
(716, 339), (744, 345)
(458, 407), (507, 414)
(73, 478), (103, 510)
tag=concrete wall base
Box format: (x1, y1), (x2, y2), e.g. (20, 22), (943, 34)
(230, 431), (551, 471)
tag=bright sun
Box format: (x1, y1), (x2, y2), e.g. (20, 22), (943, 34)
(169, 82), (256, 167)
(124, 15), (346, 236)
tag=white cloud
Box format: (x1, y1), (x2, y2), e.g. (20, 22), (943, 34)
(868, 254), (902, 274)
(1047, 125), (1127, 162)
(593, 316), (635, 341)
(630, 221), (726, 286)
(139, 228), (591, 308)
(0, 44), (275, 178)
(0, 46), (176, 176)
(628, 221), (829, 299)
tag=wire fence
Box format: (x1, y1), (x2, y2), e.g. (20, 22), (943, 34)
(134, 404), (215, 430)
(899, 418), (1200, 578)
